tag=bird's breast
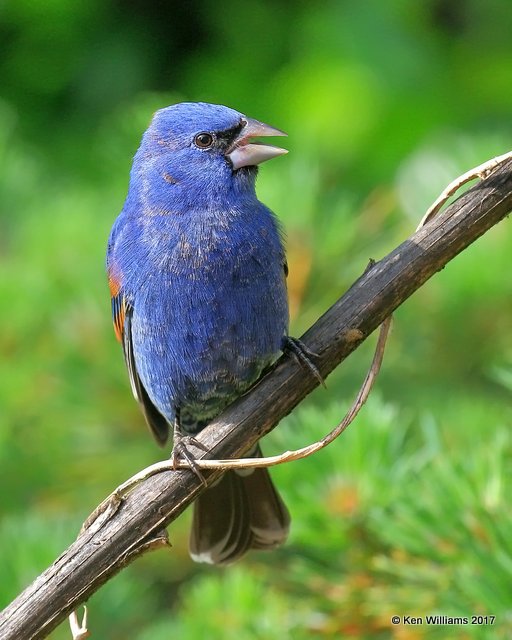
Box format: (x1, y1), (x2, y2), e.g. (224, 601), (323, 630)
(130, 207), (288, 424)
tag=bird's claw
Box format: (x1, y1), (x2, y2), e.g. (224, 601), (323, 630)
(171, 436), (208, 486)
(282, 336), (325, 388)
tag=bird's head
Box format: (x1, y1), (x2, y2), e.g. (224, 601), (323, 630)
(129, 102), (287, 210)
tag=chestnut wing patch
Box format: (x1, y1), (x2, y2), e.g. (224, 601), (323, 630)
(108, 267), (169, 445)
(108, 269), (127, 343)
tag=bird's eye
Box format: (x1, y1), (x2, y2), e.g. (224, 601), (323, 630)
(194, 132), (214, 149)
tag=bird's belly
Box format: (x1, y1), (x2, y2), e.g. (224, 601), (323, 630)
(178, 347), (272, 431)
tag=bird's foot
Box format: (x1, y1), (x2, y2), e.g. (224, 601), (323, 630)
(282, 336), (326, 388)
(171, 433), (209, 486)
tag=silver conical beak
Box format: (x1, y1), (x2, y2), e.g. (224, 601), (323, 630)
(227, 117), (288, 170)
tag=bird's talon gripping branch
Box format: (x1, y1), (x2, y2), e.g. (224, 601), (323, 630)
(171, 441), (208, 486)
(171, 419), (209, 486)
(282, 336), (325, 387)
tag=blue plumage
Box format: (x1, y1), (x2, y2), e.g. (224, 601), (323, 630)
(107, 102), (291, 563)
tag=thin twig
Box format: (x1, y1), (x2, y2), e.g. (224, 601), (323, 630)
(68, 608), (89, 640)
(419, 151), (512, 228)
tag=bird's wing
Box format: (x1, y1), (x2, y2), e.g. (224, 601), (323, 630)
(108, 267), (127, 344)
(108, 265), (169, 446)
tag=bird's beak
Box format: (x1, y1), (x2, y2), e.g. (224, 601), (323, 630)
(227, 117), (288, 170)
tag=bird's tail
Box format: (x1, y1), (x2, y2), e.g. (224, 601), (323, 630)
(189, 447), (290, 564)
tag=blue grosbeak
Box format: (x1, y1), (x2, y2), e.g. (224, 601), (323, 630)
(107, 102), (292, 564)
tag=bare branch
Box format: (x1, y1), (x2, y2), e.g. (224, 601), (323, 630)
(1, 156), (511, 640)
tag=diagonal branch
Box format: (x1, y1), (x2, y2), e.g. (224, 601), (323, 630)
(1, 157), (512, 640)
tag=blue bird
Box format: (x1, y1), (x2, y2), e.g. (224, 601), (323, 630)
(107, 102), (294, 564)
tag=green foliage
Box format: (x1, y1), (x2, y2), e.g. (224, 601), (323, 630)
(1, 1), (512, 638)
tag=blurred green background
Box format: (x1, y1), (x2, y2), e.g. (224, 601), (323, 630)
(1, 1), (511, 638)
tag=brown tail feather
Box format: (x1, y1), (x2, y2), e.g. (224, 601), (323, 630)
(189, 452), (290, 564)
(241, 464), (290, 550)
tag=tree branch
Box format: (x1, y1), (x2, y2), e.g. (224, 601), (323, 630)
(1, 158), (512, 639)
